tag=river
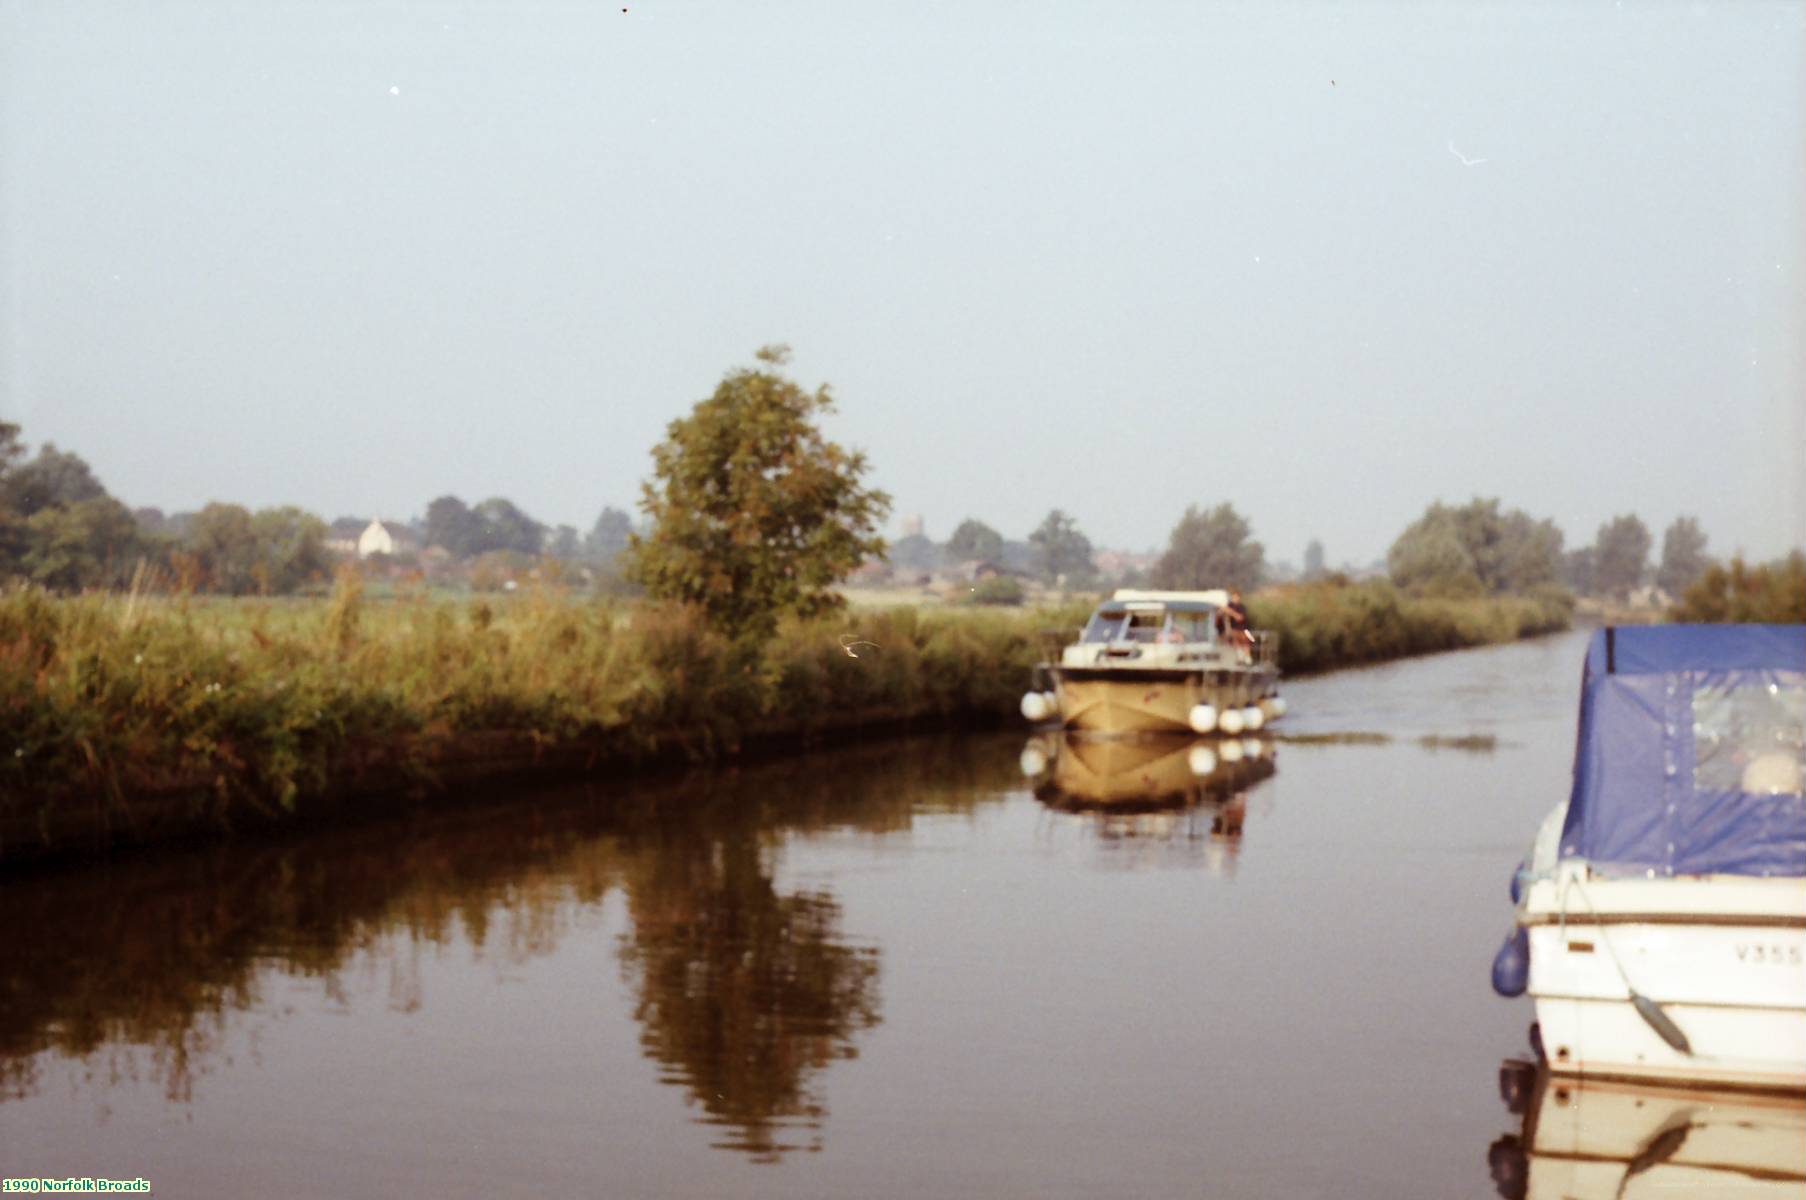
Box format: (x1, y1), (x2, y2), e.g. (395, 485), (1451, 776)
(1, 630), (1592, 1197)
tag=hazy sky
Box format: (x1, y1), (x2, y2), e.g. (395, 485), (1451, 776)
(3, 1), (1802, 566)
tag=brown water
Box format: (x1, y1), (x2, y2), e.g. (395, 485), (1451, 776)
(0, 631), (1590, 1197)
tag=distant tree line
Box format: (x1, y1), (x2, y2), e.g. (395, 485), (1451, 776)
(879, 493), (1793, 621)
(422, 494), (636, 584)
(1558, 512), (1717, 602)
(0, 421), (639, 596)
(4, 409), (1797, 625)
(1, 423), (150, 590)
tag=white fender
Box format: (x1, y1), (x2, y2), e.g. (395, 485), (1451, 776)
(1188, 704), (1218, 734)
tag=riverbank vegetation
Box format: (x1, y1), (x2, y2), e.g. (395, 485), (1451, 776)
(1668, 552), (1806, 624)
(0, 580), (1081, 851)
(0, 574), (1572, 856)
(1251, 578), (1572, 675)
(3, 353), (1581, 858)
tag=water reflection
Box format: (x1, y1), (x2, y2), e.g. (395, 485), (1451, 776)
(1488, 1058), (1806, 1199)
(0, 735), (1017, 1159)
(1023, 733), (1278, 872)
(615, 804), (880, 1160)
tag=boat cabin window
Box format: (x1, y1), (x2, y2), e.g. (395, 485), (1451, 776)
(1122, 611), (1167, 643)
(1692, 681), (1805, 796)
(1080, 607), (1217, 644)
(1080, 610), (1129, 643)
(1165, 613), (1215, 643)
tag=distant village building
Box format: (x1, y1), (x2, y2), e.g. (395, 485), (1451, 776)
(900, 514), (925, 538)
(848, 558), (892, 585)
(324, 517), (366, 558)
(345, 519), (421, 559)
(1092, 550), (1158, 578)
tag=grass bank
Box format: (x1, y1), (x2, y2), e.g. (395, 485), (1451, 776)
(0, 577), (1567, 859)
(0, 581), (1084, 858)
(1249, 578), (1572, 675)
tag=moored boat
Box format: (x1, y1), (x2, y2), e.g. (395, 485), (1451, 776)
(1492, 624), (1806, 1091)
(1021, 590), (1284, 736)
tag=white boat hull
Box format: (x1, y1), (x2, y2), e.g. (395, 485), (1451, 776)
(1521, 872), (1806, 1089)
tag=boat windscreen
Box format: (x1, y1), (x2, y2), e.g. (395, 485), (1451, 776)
(1122, 611), (1167, 643)
(1080, 610), (1128, 643)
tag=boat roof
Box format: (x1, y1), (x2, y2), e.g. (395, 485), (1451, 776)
(1560, 624), (1805, 878)
(1105, 589), (1229, 612)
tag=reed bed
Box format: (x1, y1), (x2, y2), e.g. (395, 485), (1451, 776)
(0, 576), (1565, 854)
(0, 579), (1084, 846)
(1250, 579), (1572, 675)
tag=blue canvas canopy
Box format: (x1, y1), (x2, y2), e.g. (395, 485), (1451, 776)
(1559, 624), (1806, 877)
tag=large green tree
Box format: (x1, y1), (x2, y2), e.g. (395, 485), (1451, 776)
(424, 495), (482, 557)
(584, 506), (634, 563)
(885, 533), (940, 572)
(0, 422), (24, 478)
(1593, 514), (1652, 600)
(1388, 517), (1480, 595)
(1152, 503), (1264, 592)
(1655, 515), (1711, 597)
(628, 346), (890, 635)
(1563, 546), (1598, 596)
(248, 506), (330, 593)
(472, 497), (544, 556)
(547, 524), (582, 561)
(945, 519), (1004, 564)
(0, 422), (27, 573)
(1387, 498), (1562, 595)
(0, 443), (107, 519)
(1302, 538), (1326, 582)
(186, 503), (261, 594)
(0, 428), (148, 587)
(20, 497), (144, 590)
(1028, 510), (1095, 585)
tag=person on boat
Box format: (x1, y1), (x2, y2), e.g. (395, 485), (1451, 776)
(1218, 591), (1254, 662)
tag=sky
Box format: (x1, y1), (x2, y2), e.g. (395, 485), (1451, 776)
(2, 0), (1802, 568)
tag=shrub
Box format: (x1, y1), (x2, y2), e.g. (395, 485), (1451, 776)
(970, 576), (1025, 606)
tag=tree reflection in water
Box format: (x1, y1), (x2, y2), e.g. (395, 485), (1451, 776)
(0, 734), (1011, 1158)
(617, 821), (879, 1160)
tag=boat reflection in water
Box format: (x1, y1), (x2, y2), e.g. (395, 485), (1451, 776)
(1488, 1057), (1806, 1200)
(1020, 732), (1276, 872)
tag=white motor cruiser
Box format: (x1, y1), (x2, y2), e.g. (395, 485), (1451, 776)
(1020, 590), (1283, 737)
(1493, 625), (1805, 1091)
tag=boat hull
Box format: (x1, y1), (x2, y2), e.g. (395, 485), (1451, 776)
(1521, 875), (1806, 1090)
(1053, 667), (1279, 735)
